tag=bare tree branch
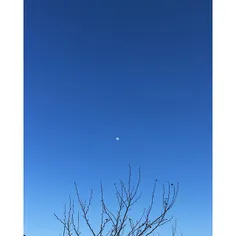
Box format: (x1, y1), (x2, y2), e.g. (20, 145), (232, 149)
(74, 182), (96, 236)
(55, 166), (180, 236)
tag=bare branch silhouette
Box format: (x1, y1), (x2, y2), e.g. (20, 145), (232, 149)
(55, 166), (179, 236)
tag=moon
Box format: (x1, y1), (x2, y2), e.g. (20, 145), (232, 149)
(116, 137), (120, 141)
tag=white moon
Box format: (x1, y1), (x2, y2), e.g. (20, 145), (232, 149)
(116, 137), (120, 141)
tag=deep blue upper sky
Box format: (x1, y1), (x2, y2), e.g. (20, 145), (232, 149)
(24, 0), (212, 235)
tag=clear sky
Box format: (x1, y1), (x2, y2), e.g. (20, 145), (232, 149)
(24, 0), (212, 235)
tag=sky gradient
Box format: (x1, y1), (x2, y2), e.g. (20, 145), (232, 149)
(24, 0), (212, 235)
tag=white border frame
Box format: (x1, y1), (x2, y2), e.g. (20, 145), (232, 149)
(0, 0), (23, 236)
(213, 0), (236, 235)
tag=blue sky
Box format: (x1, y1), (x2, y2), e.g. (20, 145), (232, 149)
(24, 0), (212, 235)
